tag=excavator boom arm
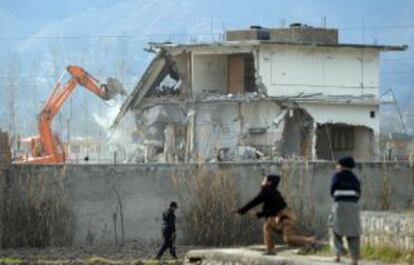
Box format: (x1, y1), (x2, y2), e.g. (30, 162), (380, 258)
(29, 65), (125, 164)
(42, 66), (112, 119)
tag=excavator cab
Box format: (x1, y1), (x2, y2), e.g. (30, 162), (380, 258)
(16, 134), (65, 163)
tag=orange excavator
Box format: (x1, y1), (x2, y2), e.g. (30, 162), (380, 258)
(16, 65), (126, 164)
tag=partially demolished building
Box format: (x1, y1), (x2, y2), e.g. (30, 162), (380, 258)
(112, 24), (407, 162)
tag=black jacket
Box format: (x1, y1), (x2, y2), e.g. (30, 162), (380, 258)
(161, 208), (176, 235)
(238, 184), (287, 218)
(330, 170), (361, 202)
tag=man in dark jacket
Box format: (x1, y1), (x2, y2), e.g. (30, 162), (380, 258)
(330, 156), (361, 265)
(235, 174), (316, 255)
(155, 201), (178, 260)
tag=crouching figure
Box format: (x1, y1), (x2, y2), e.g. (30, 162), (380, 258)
(235, 174), (318, 255)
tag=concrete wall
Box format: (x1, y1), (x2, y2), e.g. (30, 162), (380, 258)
(303, 103), (379, 134)
(280, 109), (313, 158)
(361, 211), (414, 251)
(192, 54), (228, 95)
(240, 101), (285, 148)
(194, 101), (286, 160)
(132, 99), (379, 163)
(226, 27), (338, 45)
(353, 126), (375, 159)
(195, 101), (241, 160)
(258, 46), (379, 98)
(193, 100), (378, 161)
(2, 161), (413, 247)
(269, 27), (338, 45)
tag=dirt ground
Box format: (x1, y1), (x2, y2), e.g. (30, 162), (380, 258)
(0, 243), (194, 264)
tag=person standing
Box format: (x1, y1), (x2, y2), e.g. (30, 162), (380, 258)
(235, 174), (317, 255)
(330, 156), (361, 265)
(155, 201), (178, 260)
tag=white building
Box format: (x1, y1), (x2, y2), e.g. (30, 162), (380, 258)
(113, 24), (407, 162)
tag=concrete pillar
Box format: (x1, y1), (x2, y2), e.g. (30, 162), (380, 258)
(311, 122), (317, 160)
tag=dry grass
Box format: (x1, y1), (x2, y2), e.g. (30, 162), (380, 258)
(0, 169), (76, 248)
(280, 161), (327, 238)
(173, 162), (329, 246)
(289, 199), (327, 238)
(176, 165), (261, 246)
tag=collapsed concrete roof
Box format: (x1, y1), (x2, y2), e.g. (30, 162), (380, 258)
(111, 49), (178, 130)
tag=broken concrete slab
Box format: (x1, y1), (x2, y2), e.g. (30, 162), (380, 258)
(111, 49), (178, 131)
(183, 246), (393, 265)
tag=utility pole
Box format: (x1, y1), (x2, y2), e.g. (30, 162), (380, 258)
(321, 16), (327, 28)
(361, 18), (366, 44)
(8, 88), (15, 157)
(380, 89), (407, 134)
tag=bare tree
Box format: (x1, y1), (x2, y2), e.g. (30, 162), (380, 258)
(4, 52), (22, 157)
(28, 58), (42, 135)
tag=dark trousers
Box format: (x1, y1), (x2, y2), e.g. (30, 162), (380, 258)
(333, 232), (360, 259)
(156, 232), (177, 259)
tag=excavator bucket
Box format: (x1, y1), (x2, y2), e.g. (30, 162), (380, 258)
(102, 78), (127, 100)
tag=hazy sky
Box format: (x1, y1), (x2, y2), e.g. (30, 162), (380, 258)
(1, 0), (413, 43)
(1, 1), (412, 63)
(0, 0), (413, 135)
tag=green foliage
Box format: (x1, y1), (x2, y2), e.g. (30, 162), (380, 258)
(0, 258), (23, 265)
(361, 244), (414, 264)
(306, 244), (414, 264)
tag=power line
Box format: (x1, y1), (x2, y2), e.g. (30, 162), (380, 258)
(0, 72), (139, 80)
(0, 81), (137, 87)
(0, 24), (412, 42)
(381, 58), (414, 61)
(339, 25), (414, 31)
(380, 71), (414, 75)
(0, 75), (55, 80)
(0, 32), (222, 42)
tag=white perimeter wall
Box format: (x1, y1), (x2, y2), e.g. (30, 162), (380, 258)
(258, 45), (380, 98)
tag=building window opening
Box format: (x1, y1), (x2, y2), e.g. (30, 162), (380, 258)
(331, 126), (354, 151)
(228, 53), (256, 94)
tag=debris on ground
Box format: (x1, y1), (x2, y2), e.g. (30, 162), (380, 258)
(0, 244), (193, 264)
